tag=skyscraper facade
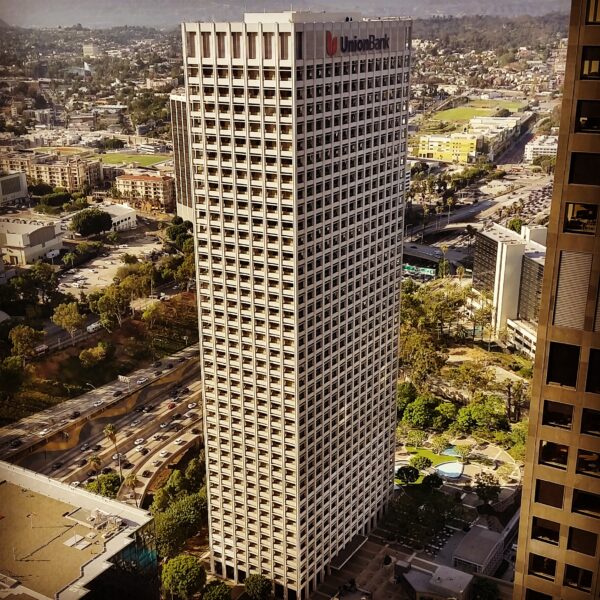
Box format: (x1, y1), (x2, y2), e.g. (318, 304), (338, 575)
(170, 92), (195, 222)
(182, 12), (411, 599)
(513, 1), (600, 598)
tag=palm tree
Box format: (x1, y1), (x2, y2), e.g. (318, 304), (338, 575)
(103, 424), (122, 480)
(89, 454), (101, 474)
(124, 472), (139, 507)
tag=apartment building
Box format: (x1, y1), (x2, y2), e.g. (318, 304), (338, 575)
(0, 151), (102, 192)
(417, 132), (481, 163)
(115, 173), (175, 212)
(513, 0), (600, 598)
(182, 11), (410, 599)
(0, 172), (28, 206)
(170, 92), (195, 222)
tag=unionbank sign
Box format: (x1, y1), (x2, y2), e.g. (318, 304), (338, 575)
(325, 30), (390, 56)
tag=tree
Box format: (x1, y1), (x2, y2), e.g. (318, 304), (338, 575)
(52, 302), (86, 346)
(63, 251), (77, 267)
(125, 472), (139, 507)
(471, 576), (500, 600)
(430, 433), (451, 455)
(9, 325), (43, 360)
(409, 455), (433, 471)
(95, 285), (130, 329)
(184, 455), (205, 492)
(422, 473), (444, 489)
(89, 454), (102, 473)
(396, 381), (417, 421)
(449, 362), (495, 401)
(398, 329), (447, 391)
(141, 301), (161, 331)
(71, 208), (112, 236)
(103, 423), (122, 480)
(402, 394), (440, 429)
(474, 472), (501, 505)
(432, 401), (457, 430)
(203, 581), (232, 600)
(79, 341), (108, 367)
(406, 429), (427, 449)
(161, 554), (206, 600)
(454, 442), (474, 463)
(30, 262), (58, 305)
(244, 574), (273, 600)
(396, 465), (419, 486)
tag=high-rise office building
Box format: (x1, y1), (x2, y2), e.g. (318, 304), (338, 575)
(182, 12), (411, 598)
(170, 92), (195, 222)
(513, 1), (600, 598)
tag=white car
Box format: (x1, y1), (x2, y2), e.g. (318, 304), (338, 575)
(80, 443), (90, 451)
(174, 438), (185, 445)
(136, 445), (147, 452)
(134, 438), (145, 445)
(93, 400), (103, 407)
(159, 450), (169, 458)
(187, 402), (197, 409)
(160, 422), (169, 429)
(131, 420), (141, 427)
(38, 428), (50, 436)
(136, 377), (148, 385)
(70, 481), (80, 488)
(112, 453), (123, 461)
(151, 460), (162, 467)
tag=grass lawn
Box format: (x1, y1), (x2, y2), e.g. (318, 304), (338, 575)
(405, 446), (459, 467)
(431, 99), (525, 124)
(100, 153), (171, 166)
(33, 146), (88, 155)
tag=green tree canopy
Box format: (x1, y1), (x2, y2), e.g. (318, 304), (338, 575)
(244, 574), (273, 600)
(402, 394), (440, 429)
(71, 208), (112, 236)
(161, 554), (206, 600)
(474, 472), (501, 505)
(85, 472), (122, 498)
(422, 473), (444, 489)
(9, 325), (43, 359)
(203, 581), (232, 600)
(52, 302), (86, 345)
(409, 455), (433, 471)
(396, 465), (419, 486)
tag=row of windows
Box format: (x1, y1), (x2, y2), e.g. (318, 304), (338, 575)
(535, 479), (600, 517)
(538, 439), (600, 478)
(528, 554), (594, 592)
(299, 56), (410, 79)
(546, 342), (600, 392)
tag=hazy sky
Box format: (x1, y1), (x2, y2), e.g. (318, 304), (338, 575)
(0, 0), (570, 28)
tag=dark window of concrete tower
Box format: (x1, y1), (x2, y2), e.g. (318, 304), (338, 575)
(582, 408), (600, 436)
(589, 0), (600, 22)
(539, 440), (568, 470)
(525, 591), (552, 600)
(535, 479), (564, 508)
(587, 348), (600, 392)
(576, 447), (600, 478)
(576, 100), (600, 132)
(572, 489), (600, 518)
(582, 46), (600, 79)
(564, 564), (593, 591)
(564, 203), (597, 234)
(531, 517), (560, 546)
(570, 152), (600, 186)
(528, 553), (556, 581)
(295, 32), (303, 60)
(568, 527), (597, 556)
(542, 400), (573, 429)
(186, 32), (197, 58)
(546, 342), (580, 387)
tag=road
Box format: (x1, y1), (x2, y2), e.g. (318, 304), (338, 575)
(0, 345), (200, 461)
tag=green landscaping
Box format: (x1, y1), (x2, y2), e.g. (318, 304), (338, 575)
(99, 153), (171, 166)
(431, 99), (525, 124)
(406, 446), (458, 467)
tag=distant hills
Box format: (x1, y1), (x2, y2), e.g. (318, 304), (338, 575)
(0, 0), (571, 28)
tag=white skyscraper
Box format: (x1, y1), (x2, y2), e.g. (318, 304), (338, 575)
(182, 12), (411, 599)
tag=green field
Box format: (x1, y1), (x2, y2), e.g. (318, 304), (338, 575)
(100, 153), (171, 166)
(432, 99), (525, 124)
(33, 146), (88, 155)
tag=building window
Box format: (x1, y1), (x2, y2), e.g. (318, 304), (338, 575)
(542, 400), (573, 430)
(279, 33), (290, 60)
(535, 479), (564, 508)
(539, 440), (568, 470)
(263, 32), (274, 60)
(568, 527), (597, 556)
(576, 100), (600, 132)
(589, 0), (600, 21)
(231, 32), (241, 58)
(201, 32), (211, 58)
(295, 32), (303, 60)
(546, 342), (580, 388)
(216, 32), (226, 58)
(564, 202), (597, 234)
(186, 31), (197, 58)
(576, 448), (600, 478)
(528, 553), (556, 581)
(570, 152), (600, 186)
(582, 407), (600, 436)
(587, 348), (600, 393)
(532, 517), (560, 546)
(564, 565), (593, 591)
(582, 46), (600, 79)
(247, 32), (257, 59)
(572, 489), (600, 518)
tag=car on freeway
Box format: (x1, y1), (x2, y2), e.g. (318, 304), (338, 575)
(143, 405), (155, 413)
(70, 411), (81, 419)
(141, 470), (152, 478)
(160, 421), (170, 429)
(136, 377), (148, 385)
(113, 390), (123, 397)
(140, 447), (149, 456)
(152, 361), (161, 368)
(51, 462), (63, 471)
(151, 460), (162, 467)
(123, 461), (134, 469)
(112, 453), (124, 461)
(153, 434), (163, 441)
(101, 467), (113, 474)
(9, 439), (22, 449)
(77, 459), (87, 467)
(167, 402), (176, 409)
(134, 406), (144, 413)
(91, 444), (102, 452)
(93, 400), (103, 407)
(86, 469), (97, 478)
(131, 420), (141, 427)
(191, 428), (202, 435)
(154, 370), (161, 376)
(181, 387), (190, 394)
(174, 438), (185, 445)
(38, 428), (50, 436)
(187, 402), (197, 409)
(159, 450), (169, 458)
(167, 362), (174, 368)
(177, 357), (185, 363)
(134, 438), (145, 445)
(171, 413), (181, 420)
(69, 481), (80, 488)
(80, 443), (90, 451)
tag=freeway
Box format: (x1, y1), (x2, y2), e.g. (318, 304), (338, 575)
(0, 345), (200, 462)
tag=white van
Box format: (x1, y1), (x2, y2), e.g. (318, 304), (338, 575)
(86, 322), (102, 333)
(34, 344), (49, 355)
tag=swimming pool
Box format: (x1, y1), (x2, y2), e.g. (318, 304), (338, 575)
(436, 461), (464, 479)
(441, 446), (460, 457)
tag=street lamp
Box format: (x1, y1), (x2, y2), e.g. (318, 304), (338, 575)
(86, 383), (96, 391)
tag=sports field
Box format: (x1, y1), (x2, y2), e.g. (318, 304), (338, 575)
(100, 153), (171, 166)
(33, 146), (88, 155)
(432, 99), (525, 124)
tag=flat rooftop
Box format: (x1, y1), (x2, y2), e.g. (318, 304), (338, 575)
(453, 525), (502, 567)
(0, 461), (152, 600)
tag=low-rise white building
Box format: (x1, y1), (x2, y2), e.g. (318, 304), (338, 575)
(0, 172), (28, 206)
(0, 217), (64, 265)
(99, 202), (137, 231)
(524, 135), (559, 163)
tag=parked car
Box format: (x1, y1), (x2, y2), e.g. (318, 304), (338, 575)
(141, 470), (152, 478)
(70, 411), (81, 419)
